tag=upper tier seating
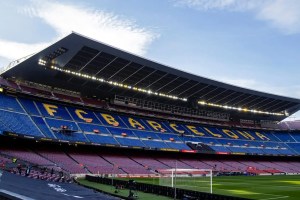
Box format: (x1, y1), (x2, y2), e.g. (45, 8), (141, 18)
(0, 94), (24, 113)
(0, 110), (43, 137)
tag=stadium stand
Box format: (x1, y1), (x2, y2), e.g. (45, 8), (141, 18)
(0, 92), (299, 155)
(0, 33), (300, 199)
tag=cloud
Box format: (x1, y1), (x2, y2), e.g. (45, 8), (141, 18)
(0, 0), (157, 67)
(256, 0), (300, 34)
(174, 0), (300, 34)
(0, 39), (49, 60)
(174, 0), (260, 11)
(22, 1), (158, 55)
(0, 39), (50, 70)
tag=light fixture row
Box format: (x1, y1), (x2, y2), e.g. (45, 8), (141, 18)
(49, 65), (188, 102)
(198, 101), (285, 116)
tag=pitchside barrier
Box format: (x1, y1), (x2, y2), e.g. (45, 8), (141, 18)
(86, 175), (250, 200)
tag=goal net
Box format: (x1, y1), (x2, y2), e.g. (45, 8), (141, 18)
(158, 168), (213, 194)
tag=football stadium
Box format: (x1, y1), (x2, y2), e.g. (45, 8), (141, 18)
(0, 33), (299, 200)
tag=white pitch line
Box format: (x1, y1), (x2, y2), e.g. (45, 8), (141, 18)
(259, 196), (289, 200)
(213, 181), (300, 189)
(203, 188), (290, 199)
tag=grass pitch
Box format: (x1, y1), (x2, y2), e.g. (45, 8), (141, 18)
(77, 178), (173, 200)
(118, 175), (300, 200)
(78, 175), (300, 200)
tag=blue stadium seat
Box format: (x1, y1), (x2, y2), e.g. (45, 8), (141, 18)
(77, 123), (110, 134)
(140, 119), (173, 133)
(54, 132), (88, 142)
(107, 127), (137, 137)
(36, 102), (72, 120)
(119, 116), (151, 131)
(262, 132), (280, 142)
(0, 110), (43, 137)
(210, 145), (230, 152)
(96, 112), (127, 127)
(85, 134), (119, 145)
(246, 148), (265, 154)
(200, 137), (221, 145)
(45, 118), (80, 132)
(1, 92), (300, 157)
(115, 137), (146, 147)
(162, 122), (187, 135)
(18, 98), (40, 116)
(181, 136), (202, 142)
(67, 107), (101, 124)
(290, 133), (300, 142)
(262, 148), (280, 155)
(273, 132), (296, 142)
(286, 143), (300, 155)
(142, 140), (170, 149)
(31, 116), (56, 138)
(157, 133), (183, 142)
(165, 142), (191, 150)
(133, 130), (160, 139)
(226, 146), (249, 153)
(0, 93), (24, 113)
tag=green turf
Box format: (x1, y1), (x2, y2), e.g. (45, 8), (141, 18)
(118, 175), (300, 200)
(77, 178), (173, 200)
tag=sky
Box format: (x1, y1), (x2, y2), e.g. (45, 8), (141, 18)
(0, 0), (300, 120)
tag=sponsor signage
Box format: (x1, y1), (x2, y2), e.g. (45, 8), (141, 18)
(160, 148), (179, 152)
(216, 152), (229, 155)
(181, 150), (197, 153)
(231, 152), (245, 155)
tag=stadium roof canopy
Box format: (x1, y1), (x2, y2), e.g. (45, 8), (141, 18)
(2, 32), (300, 120)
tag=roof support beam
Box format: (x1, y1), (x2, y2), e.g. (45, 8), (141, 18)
(78, 51), (102, 72)
(133, 69), (157, 86)
(95, 56), (119, 76)
(198, 87), (220, 100)
(206, 89), (228, 101)
(67, 51), (102, 82)
(223, 93), (246, 105)
(214, 91), (237, 104)
(264, 101), (287, 112)
(107, 61), (132, 81)
(121, 65), (145, 83)
(247, 97), (270, 109)
(186, 84), (211, 98)
(166, 79), (190, 94)
(230, 94), (256, 106)
(155, 76), (180, 92)
(255, 99), (278, 110)
(81, 56), (119, 87)
(272, 102), (294, 112)
(145, 73), (169, 89)
(177, 82), (200, 96)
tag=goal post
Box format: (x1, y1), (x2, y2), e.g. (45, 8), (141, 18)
(158, 168), (213, 194)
